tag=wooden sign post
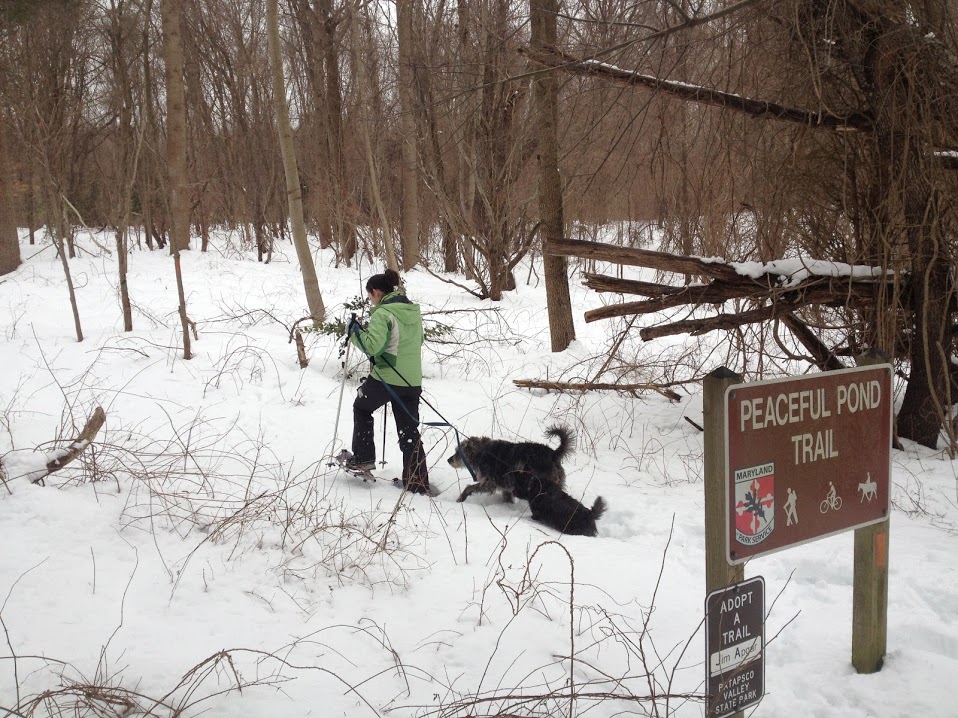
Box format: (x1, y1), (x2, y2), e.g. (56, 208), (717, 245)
(704, 367), (745, 593)
(852, 351), (890, 674)
(704, 367), (745, 718)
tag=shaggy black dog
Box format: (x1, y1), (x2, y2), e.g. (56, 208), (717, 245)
(449, 426), (607, 536)
(526, 486), (607, 537)
(448, 426), (573, 504)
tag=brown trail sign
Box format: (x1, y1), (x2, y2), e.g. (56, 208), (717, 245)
(724, 365), (892, 563)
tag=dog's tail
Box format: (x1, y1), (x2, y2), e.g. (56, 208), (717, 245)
(590, 496), (607, 520)
(544, 425), (575, 461)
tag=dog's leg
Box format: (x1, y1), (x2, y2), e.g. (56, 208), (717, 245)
(456, 483), (481, 503)
(502, 490), (514, 503)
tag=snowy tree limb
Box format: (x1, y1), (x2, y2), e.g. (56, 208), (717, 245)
(44, 407), (106, 476)
(0, 406), (106, 488)
(550, 237), (745, 281)
(523, 47), (874, 131)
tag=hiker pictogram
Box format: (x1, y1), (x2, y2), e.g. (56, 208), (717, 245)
(784, 487), (798, 526)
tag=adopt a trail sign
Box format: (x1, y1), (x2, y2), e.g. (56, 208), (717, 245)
(705, 576), (765, 718)
(724, 365), (892, 563)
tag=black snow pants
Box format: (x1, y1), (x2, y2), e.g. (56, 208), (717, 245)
(351, 376), (429, 491)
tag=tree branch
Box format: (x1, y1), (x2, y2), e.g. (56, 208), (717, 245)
(523, 47), (874, 132)
(583, 274), (692, 296)
(779, 313), (847, 371)
(538, 0), (769, 62)
(639, 303), (785, 340)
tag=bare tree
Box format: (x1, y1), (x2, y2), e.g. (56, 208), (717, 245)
(0, 3), (25, 274)
(101, 0), (147, 331)
(531, 0), (574, 351)
(415, 0), (541, 299)
(161, 0), (190, 256)
(411, 6), (457, 272)
(0, 103), (17, 276)
(161, 0), (192, 359)
(289, 0), (357, 259)
(138, 0), (166, 252)
(267, 0), (325, 322)
(28, 3), (109, 259)
(350, 0), (399, 271)
(397, 0), (421, 269)
(1, 0), (95, 339)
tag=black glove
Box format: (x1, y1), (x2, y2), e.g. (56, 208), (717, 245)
(347, 316), (363, 336)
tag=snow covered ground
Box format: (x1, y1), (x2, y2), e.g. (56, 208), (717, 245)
(1, 229), (956, 717)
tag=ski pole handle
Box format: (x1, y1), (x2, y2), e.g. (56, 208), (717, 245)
(347, 312), (361, 337)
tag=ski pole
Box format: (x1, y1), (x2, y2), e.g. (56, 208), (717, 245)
(328, 314), (356, 464)
(380, 403), (389, 468)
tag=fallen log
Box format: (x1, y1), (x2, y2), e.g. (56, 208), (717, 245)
(513, 378), (682, 402)
(549, 237), (910, 374)
(45, 407), (106, 476)
(549, 238), (747, 282)
(0, 406), (106, 489)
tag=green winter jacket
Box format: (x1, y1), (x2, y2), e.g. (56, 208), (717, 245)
(350, 291), (424, 387)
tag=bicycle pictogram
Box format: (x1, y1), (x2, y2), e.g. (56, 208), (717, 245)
(820, 481), (842, 513)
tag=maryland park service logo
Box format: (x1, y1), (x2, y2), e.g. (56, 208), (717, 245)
(734, 463), (775, 546)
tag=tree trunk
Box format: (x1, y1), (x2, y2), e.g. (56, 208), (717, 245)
(897, 256), (950, 447)
(161, 0), (192, 359)
(116, 229), (133, 331)
(104, 0), (140, 333)
(414, 35), (459, 272)
(255, 220), (266, 262)
(144, 200), (155, 250)
(199, 208), (209, 252)
(49, 196), (83, 342)
(0, 107), (19, 276)
(171, 245), (191, 359)
(161, 0), (190, 255)
(27, 162), (36, 245)
(895, 155), (950, 449)
(141, 4), (157, 253)
(531, 0), (575, 352)
(267, 0), (326, 323)
(397, 0), (420, 270)
(290, 0), (334, 251)
(839, 3), (956, 450)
